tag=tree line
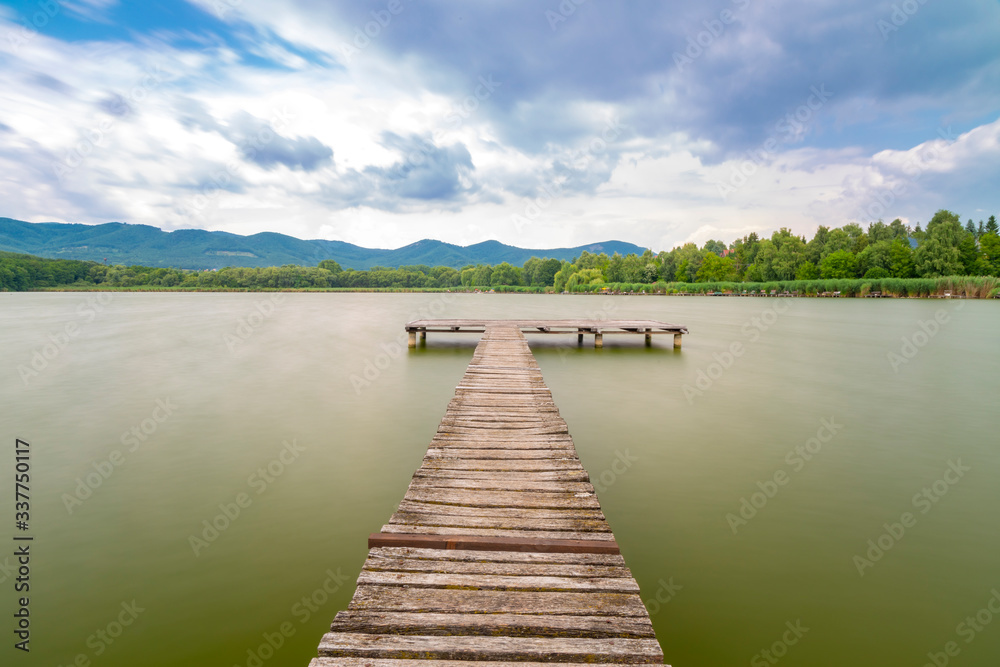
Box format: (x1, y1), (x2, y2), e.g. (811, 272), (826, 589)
(2, 210), (997, 293)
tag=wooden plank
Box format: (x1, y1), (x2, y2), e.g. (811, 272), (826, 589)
(366, 546), (626, 566)
(407, 477), (594, 493)
(311, 660), (664, 667)
(347, 585), (647, 615)
(388, 511), (609, 533)
(410, 469), (591, 482)
(318, 633), (663, 662)
(361, 557), (630, 578)
(401, 488), (599, 509)
(396, 500), (604, 520)
(367, 533), (619, 553)
(379, 525), (617, 542)
(329, 610), (655, 638)
(417, 459), (585, 472)
(355, 570), (639, 593)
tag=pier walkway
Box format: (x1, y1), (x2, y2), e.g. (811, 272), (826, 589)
(308, 322), (667, 665)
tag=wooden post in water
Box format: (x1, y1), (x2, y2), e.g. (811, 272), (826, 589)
(408, 330), (417, 348)
(420, 330), (426, 343)
(577, 333), (584, 346)
(594, 332), (603, 348)
(673, 333), (682, 349)
(645, 332), (652, 346)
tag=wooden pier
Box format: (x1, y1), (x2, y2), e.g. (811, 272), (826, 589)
(406, 319), (687, 349)
(308, 322), (668, 665)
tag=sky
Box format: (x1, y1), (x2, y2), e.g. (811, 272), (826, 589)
(1, 0), (998, 251)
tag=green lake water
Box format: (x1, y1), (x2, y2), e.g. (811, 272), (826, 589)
(1, 292), (998, 666)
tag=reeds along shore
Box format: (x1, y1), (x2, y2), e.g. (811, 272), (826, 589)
(562, 275), (1000, 298)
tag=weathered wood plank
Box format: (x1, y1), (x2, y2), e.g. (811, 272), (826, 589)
(396, 500), (604, 520)
(411, 469), (590, 482)
(388, 511), (610, 533)
(407, 477), (594, 493)
(418, 459), (585, 472)
(379, 525), (616, 542)
(311, 660), (664, 667)
(366, 546), (626, 566)
(329, 610), (654, 638)
(318, 633), (664, 662)
(356, 570), (639, 593)
(369, 532), (618, 551)
(402, 488), (599, 509)
(361, 557), (630, 578)
(347, 585), (648, 616)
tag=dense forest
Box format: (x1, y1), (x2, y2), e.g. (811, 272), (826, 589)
(3, 210), (998, 297)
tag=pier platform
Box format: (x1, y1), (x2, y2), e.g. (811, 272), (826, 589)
(406, 319), (688, 348)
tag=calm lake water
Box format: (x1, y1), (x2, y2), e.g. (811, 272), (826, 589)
(1, 292), (998, 666)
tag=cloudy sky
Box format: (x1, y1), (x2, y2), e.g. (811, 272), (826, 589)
(1, 0), (998, 251)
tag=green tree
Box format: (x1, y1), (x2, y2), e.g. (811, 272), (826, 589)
(986, 215), (998, 235)
(795, 261), (819, 280)
(820, 250), (858, 278)
(318, 259), (342, 273)
(490, 262), (522, 286)
(888, 240), (915, 278)
(913, 210), (964, 277)
(695, 253), (737, 282)
(979, 232), (1000, 276)
(772, 237), (806, 280)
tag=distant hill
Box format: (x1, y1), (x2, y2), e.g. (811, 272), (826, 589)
(0, 218), (647, 270)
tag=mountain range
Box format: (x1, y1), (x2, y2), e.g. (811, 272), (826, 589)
(0, 218), (647, 270)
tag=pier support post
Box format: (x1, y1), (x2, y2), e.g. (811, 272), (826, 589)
(408, 330), (417, 348)
(577, 333), (583, 346)
(645, 333), (652, 346)
(594, 332), (603, 348)
(420, 330), (426, 343)
(673, 333), (682, 349)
